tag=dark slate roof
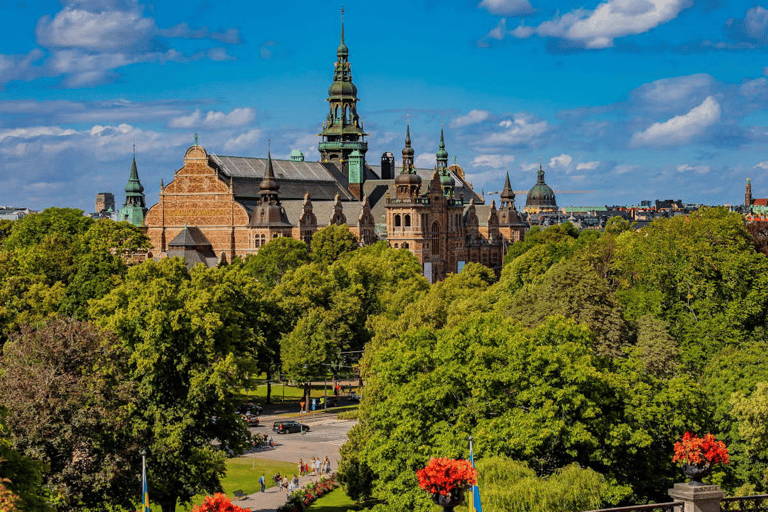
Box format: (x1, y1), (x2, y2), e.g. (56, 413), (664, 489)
(210, 154), (358, 201)
(168, 226), (213, 248)
(166, 249), (219, 268)
(280, 199), (366, 227)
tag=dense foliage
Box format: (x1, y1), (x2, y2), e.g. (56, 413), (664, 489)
(1, 208), (768, 511)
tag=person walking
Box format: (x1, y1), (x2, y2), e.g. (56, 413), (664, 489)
(298, 458), (303, 476)
(259, 474), (265, 493)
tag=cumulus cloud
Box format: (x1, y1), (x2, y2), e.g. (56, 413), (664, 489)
(631, 96), (721, 147)
(451, 109), (492, 128)
(223, 129), (262, 153)
(479, 0), (533, 16)
(549, 154), (572, 168)
(414, 153), (436, 169)
(485, 116), (549, 146)
(510, 0), (692, 49)
(0, 126), (78, 143)
(614, 164), (637, 175)
(169, 108), (255, 129)
(724, 6), (768, 44)
(632, 74), (715, 112)
(471, 154), (514, 168)
(577, 161), (600, 170)
(754, 161), (768, 170)
(677, 164), (710, 174)
(0, 50), (47, 84)
(36, 2), (156, 51)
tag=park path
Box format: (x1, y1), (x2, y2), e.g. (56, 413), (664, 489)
(236, 472), (330, 512)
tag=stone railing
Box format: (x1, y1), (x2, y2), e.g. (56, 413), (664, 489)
(586, 484), (768, 512)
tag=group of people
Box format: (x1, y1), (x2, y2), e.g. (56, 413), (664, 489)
(298, 456), (331, 477)
(254, 432), (274, 449)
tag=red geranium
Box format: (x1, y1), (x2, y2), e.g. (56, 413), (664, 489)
(192, 493), (251, 512)
(673, 432), (729, 466)
(417, 458), (477, 496)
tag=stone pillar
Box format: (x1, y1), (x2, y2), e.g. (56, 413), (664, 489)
(668, 483), (724, 512)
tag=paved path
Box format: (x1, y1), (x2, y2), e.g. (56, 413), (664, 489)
(237, 472), (332, 512)
(233, 416), (356, 512)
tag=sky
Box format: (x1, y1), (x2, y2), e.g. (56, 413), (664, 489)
(3, 0), (768, 211)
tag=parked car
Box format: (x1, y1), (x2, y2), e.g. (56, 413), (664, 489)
(272, 421), (310, 434)
(236, 403), (262, 416)
(241, 414), (260, 427)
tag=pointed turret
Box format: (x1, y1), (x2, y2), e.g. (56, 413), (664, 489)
(118, 148), (148, 226)
(402, 124), (414, 170)
(436, 128), (448, 170)
(259, 151), (280, 201)
(500, 172), (515, 204)
(746, 178), (753, 208)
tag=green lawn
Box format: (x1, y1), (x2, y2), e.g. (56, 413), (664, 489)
(239, 381), (359, 405)
(152, 457), (297, 511)
(305, 487), (366, 512)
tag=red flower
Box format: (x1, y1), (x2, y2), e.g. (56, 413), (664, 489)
(673, 432), (729, 466)
(192, 493), (252, 512)
(417, 458), (477, 496)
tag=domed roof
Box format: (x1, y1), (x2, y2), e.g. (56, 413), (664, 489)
(440, 171), (455, 189)
(328, 80), (357, 98)
(395, 171), (422, 187)
(525, 165), (557, 208)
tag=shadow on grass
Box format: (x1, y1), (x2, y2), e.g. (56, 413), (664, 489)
(305, 488), (370, 512)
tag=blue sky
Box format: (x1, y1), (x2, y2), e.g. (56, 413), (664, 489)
(3, 0), (768, 211)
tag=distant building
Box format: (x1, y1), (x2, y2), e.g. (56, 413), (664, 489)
(0, 207), (33, 221)
(142, 17), (527, 280)
(95, 192), (115, 213)
(524, 165), (558, 215)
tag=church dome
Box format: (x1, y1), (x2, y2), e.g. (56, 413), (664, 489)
(525, 165), (557, 210)
(440, 171), (455, 189)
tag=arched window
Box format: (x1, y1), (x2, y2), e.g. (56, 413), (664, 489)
(403, 242), (409, 249)
(394, 243), (399, 248)
(273, 233), (279, 239)
(394, 214), (401, 227)
(344, 105), (348, 121)
(404, 214), (411, 227)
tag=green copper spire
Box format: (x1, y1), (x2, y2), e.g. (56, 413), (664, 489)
(436, 128), (448, 169)
(118, 148), (147, 226)
(318, 8), (367, 178)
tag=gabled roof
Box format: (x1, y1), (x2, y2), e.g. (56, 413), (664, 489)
(168, 226), (212, 248)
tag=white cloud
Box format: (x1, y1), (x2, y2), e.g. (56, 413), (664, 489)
(631, 96), (721, 147)
(414, 153), (436, 169)
(471, 154), (514, 168)
(511, 0), (691, 49)
(169, 108), (255, 129)
(479, 0), (533, 16)
(549, 154), (572, 168)
(634, 74), (714, 110)
(677, 164), (710, 174)
(0, 50), (46, 83)
(0, 126), (78, 143)
(451, 109), (492, 128)
(485, 116), (549, 146)
(577, 161), (600, 170)
(223, 129), (262, 153)
(520, 162), (539, 172)
(754, 161), (768, 170)
(36, 3), (156, 51)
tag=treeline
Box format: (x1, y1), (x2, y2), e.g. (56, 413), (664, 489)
(0, 209), (427, 512)
(2, 207), (768, 512)
(337, 209), (768, 512)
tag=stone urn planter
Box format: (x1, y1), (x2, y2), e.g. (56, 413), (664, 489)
(431, 489), (465, 512)
(681, 462), (713, 486)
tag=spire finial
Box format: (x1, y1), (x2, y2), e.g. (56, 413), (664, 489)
(194, 133), (198, 145)
(341, 6), (345, 43)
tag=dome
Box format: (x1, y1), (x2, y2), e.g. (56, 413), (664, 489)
(290, 149), (305, 162)
(395, 171), (422, 187)
(525, 165), (557, 211)
(328, 80), (357, 98)
(337, 41), (349, 57)
(440, 171), (455, 189)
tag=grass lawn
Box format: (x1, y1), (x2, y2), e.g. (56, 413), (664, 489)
(152, 457), (296, 511)
(239, 382), (359, 405)
(305, 487), (367, 512)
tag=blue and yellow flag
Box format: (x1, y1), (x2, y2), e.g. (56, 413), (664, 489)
(469, 438), (482, 512)
(143, 466), (150, 512)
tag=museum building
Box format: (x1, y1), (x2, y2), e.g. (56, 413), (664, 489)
(143, 18), (527, 282)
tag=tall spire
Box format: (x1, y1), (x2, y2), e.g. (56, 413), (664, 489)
(260, 150), (280, 198)
(436, 128), (448, 170)
(501, 172), (515, 204)
(118, 148), (147, 226)
(402, 124), (414, 171)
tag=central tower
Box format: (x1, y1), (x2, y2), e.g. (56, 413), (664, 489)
(318, 9), (368, 195)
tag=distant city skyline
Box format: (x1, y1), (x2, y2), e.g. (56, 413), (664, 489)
(3, 0), (768, 211)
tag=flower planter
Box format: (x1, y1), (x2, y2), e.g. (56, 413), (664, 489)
(431, 489), (465, 512)
(681, 462), (713, 486)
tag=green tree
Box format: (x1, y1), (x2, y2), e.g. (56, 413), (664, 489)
(310, 224), (358, 265)
(3, 209), (93, 250)
(243, 237), (310, 287)
(90, 258), (262, 512)
(0, 318), (137, 511)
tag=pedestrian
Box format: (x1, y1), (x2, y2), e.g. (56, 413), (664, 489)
(298, 458), (303, 476)
(281, 476), (288, 492)
(324, 456), (331, 474)
(259, 474), (265, 493)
